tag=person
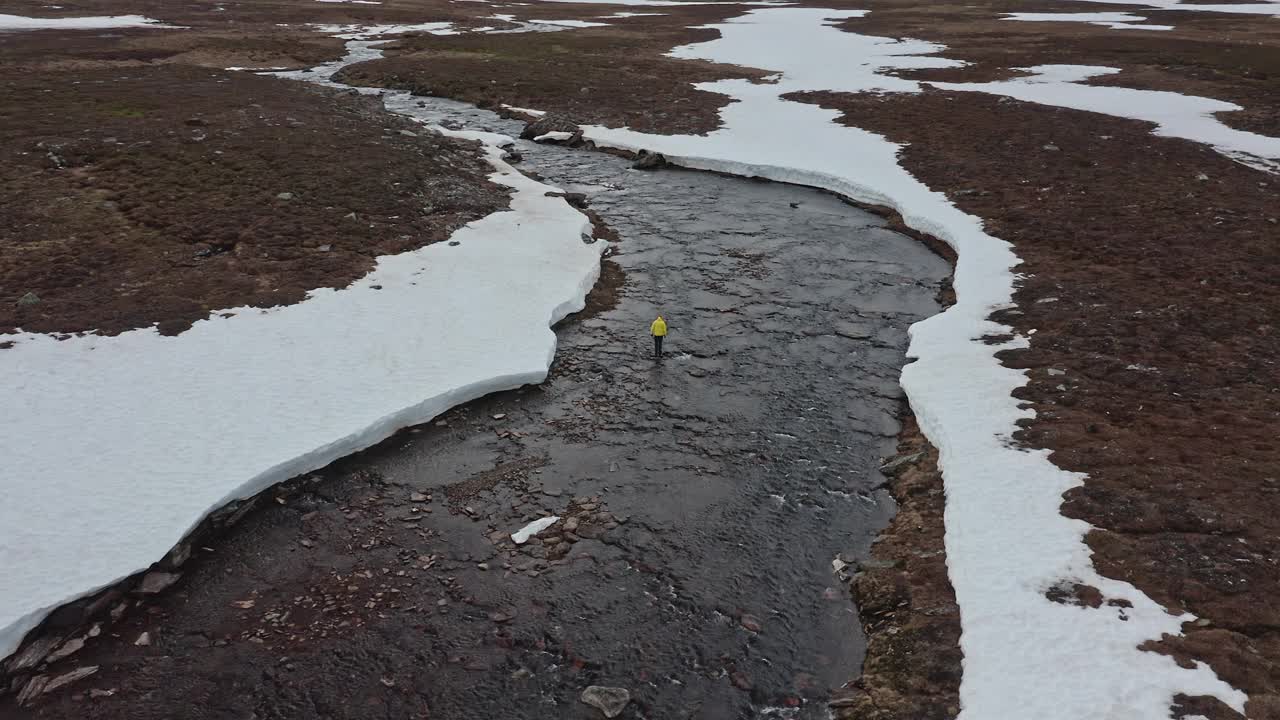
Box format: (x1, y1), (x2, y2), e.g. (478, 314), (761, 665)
(650, 315), (667, 358)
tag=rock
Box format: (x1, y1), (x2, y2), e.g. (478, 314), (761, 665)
(89, 688), (116, 699)
(17, 676), (49, 706)
(165, 543), (191, 568)
(136, 571), (181, 595)
(739, 614), (762, 633)
(580, 685), (631, 718)
(42, 666), (98, 695)
(632, 150), (667, 170)
(1042, 143), (1060, 152)
(46, 637), (86, 663)
(276, 192), (294, 201)
(6, 633), (63, 673)
(410, 492), (429, 502)
(519, 114), (579, 141)
(15, 292), (40, 307)
(730, 671), (752, 690)
(833, 321), (872, 340)
(134, 632), (151, 646)
(299, 539), (314, 548)
(878, 452), (924, 477)
(317, 244), (332, 252)
(398, 129), (418, 137)
(492, 413), (507, 420)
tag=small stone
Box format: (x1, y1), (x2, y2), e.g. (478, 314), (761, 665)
(136, 571), (181, 595)
(410, 492), (428, 502)
(492, 413), (506, 420)
(89, 688), (116, 699)
(398, 130), (418, 137)
(1042, 143), (1060, 152)
(730, 671), (752, 690)
(299, 539), (314, 548)
(317, 244), (332, 252)
(580, 686), (631, 718)
(276, 192), (294, 201)
(477, 563), (489, 571)
(740, 614), (762, 633)
(134, 632), (151, 647)
(15, 292), (40, 307)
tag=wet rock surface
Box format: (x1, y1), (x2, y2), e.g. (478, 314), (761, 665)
(5, 100), (949, 719)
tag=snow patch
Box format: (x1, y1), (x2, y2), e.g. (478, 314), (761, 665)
(525, 18), (609, 27)
(1003, 11), (1173, 30)
(1068, 0), (1280, 15)
(0, 13), (181, 30)
(933, 64), (1280, 171)
(310, 21), (459, 39)
(502, 104), (547, 116)
(535, 130), (577, 141)
(571, 7), (1248, 717)
(511, 517), (561, 544)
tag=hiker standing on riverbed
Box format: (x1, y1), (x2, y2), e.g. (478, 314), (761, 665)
(650, 315), (667, 358)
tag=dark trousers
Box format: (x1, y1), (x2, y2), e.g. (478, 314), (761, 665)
(653, 335), (664, 357)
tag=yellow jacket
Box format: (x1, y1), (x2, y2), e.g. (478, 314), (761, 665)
(650, 317), (668, 337)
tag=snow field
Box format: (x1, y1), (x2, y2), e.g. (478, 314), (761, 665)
(570, 7), (1248, 718)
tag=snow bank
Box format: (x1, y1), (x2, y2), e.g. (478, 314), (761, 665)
(0, 66), (605, 663)
(571, 7), (1247, 717)
(934, 64), (1280, 170)
(1003, 11), (1173, 30)
(0, 13), (181, 30)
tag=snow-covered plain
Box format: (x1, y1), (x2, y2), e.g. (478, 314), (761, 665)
(0, 31), (606, 662)
(569, 7), (1248, 718)
(935, 64), (1280, 171)
(0, 13), (180, 30)
(1003, 11), (1173, 30)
